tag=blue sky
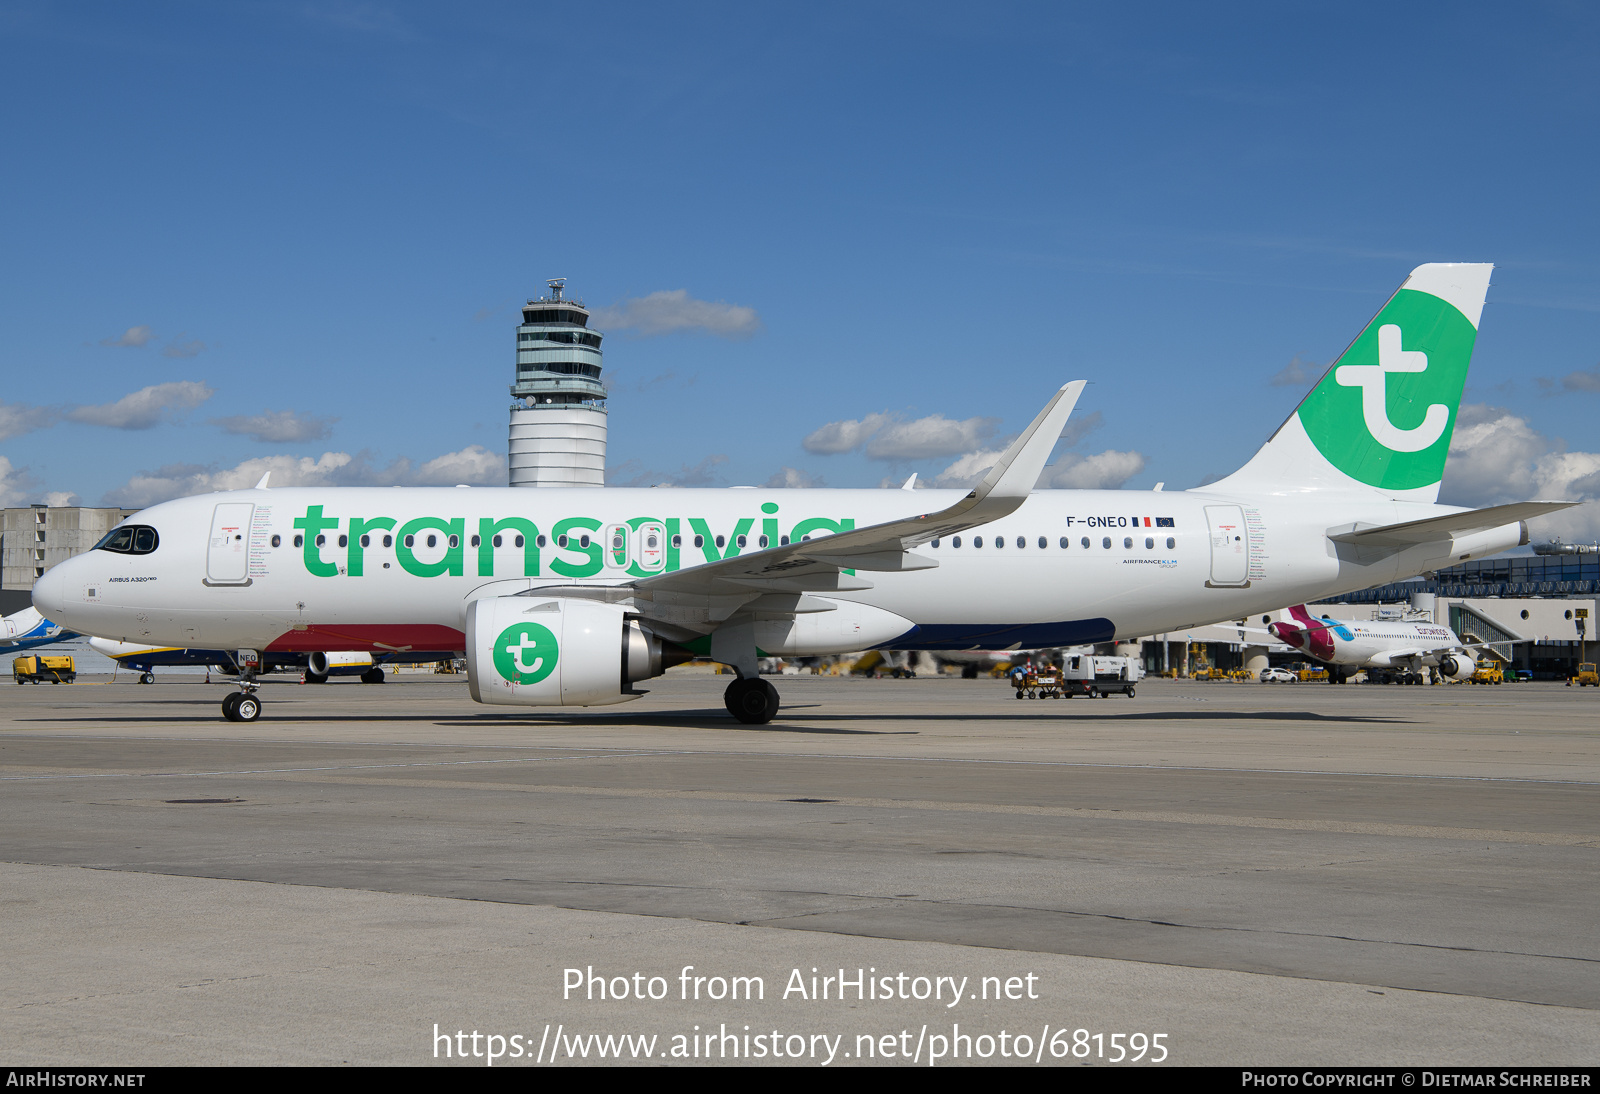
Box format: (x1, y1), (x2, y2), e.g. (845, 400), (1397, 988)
(2, 2), (1597, 536)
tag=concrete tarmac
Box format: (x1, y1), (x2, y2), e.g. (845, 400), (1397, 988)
(2, 671), (1596, 1066)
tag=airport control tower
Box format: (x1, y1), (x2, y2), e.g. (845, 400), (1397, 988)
(508, 279), (607, 487)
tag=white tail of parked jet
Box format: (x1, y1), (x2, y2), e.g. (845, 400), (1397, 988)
(1210, 263), (1493, 503)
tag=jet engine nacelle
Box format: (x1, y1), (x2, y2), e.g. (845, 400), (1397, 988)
(1438, 653), (1477, 681)
(465, 595), (684, 707)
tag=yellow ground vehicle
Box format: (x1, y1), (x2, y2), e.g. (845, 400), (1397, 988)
(1569, 663), (1598, 687)
(1471, 665), (1503, 685)
(14, 655), (76, 684)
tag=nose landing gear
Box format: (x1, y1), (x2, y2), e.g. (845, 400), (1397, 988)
(222, 648), (263, 721)
(221, 690), (261, 721)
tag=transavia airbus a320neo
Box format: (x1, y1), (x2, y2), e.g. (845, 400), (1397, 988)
(34, 264), (1573, 724)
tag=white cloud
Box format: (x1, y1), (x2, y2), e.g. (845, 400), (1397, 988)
(593, 290), (762, 338)
(105, 445), (506, 507)
(1442, 403), (1600, 542)
(412, 445), (504, 485)
(930, 449), (1005, 488)
(866, 415), (1000, 460)
(112, 452), (357, 508)
(0, 400), (58, 441)
(1269, 353), (1322, 387)
(606, 454), (728, 488)
(212, 409), (337, 443)
(68, 382), (214, 430)
(802, 413), (891, 455)
(765, 466), (826, 488)
(161, 336), (206, 359)
(931, 447), (1146, 490)
(802, 412), (1002, 460)
(0, 457), (36, 508)
(1540, 363), (1600, 394)
(1038, 449), (1147, 489)
(102, 325), (155, 348)
(44, 491), (80, 507)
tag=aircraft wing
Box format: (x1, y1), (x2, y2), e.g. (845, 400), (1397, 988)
(1327, 501), (1575, 547)
(627, 382), (1086, 601)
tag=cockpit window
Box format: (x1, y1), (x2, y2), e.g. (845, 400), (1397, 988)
(95, 525), (160, 555)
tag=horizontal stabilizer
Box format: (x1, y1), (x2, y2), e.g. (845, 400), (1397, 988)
(1327, 501), (1575, 547)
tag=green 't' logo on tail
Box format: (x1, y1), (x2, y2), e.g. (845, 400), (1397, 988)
(1297, 288), (1477, 492)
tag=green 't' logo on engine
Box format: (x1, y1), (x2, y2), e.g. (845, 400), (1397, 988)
(1297, 288), (1478, 492)
(492, 622), (559, 685)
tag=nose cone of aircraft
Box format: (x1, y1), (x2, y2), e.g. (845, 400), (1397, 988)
(31, 559), (70, 622)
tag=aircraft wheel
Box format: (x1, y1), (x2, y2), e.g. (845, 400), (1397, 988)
(304, 671), (328, 684)
(235, 694), (261, 722)
(221, 693), (242, 721)
(961, 664), (979, 679)
(724, 678), (779, 724)
(360, 668), (385, 684)
(140, 672), (155, 685)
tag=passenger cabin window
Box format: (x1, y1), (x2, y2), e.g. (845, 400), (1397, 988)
(1037, 537), (1046, 549)
(1166, 537), (1175, 549)
(383, 535), (393, 547)
(294, 535), (304, 548)
(974, 536), (984, 548)
(1123, 536), (1133, 549)
(1145, 537), (1154, 549)
(1059, 537), (1068, 549)
(1102, 537), (1111, 549)
(271, 535), (281, 548)
(952, 536), (962, 548)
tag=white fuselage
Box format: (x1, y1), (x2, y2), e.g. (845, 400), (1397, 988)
(33, 485), (1524, 658)
(1276, 616), (1473, 670)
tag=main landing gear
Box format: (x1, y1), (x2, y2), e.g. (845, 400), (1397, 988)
(724, 677), (779, 725)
